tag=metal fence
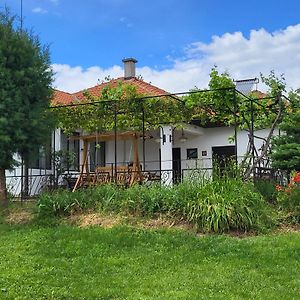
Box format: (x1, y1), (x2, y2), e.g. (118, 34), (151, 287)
(6, 157), (288, 200)
(6, 173), (53, 199)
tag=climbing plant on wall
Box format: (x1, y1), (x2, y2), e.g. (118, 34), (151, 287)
(184, 68), (294, 177)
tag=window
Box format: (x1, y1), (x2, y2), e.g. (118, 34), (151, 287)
(60, 131), (80, 171)
(187, 148), (198, 160)
(28, 136), (52, 170)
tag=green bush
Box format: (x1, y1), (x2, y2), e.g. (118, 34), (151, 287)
(254, 179), (278, 203)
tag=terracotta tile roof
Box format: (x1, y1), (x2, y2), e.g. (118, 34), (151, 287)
(52, 90), (75, 105)
(52, 77), (170, 105)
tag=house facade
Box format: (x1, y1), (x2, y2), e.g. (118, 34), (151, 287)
(6, 58), (278, 196)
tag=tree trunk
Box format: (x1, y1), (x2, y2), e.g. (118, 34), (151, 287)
(24, 157), (29, 198)
(0, 167), (8, 208)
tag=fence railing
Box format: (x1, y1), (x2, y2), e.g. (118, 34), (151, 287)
(6, 158), (288, 199)
(6, 173), (53, 199)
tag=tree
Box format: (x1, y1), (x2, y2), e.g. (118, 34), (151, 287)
(185, 68), (236, 127)
(0, 11), (54, 207)
(271, 90), (300, 171)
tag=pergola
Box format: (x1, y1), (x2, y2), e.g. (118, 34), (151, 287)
(53, 86), (258, 189)
(71, 131), (145, 191)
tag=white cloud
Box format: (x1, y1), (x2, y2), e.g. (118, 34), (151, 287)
(32, 7), (48, 14)
(184, 24), (300, 90)
(51, 64), (123, 92)
(52, 23), (300, 93)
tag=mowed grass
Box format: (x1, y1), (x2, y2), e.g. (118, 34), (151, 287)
(0, 221), (299, 300)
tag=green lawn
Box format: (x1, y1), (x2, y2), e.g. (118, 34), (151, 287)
(0, 221), (299, 300)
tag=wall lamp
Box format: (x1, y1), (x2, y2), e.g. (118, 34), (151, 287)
(155, 127), (187, 144)
(154, 126), (167, 144)
(179, 128), (187, 143)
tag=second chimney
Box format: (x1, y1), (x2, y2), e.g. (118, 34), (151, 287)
(122, 57), (137, 79)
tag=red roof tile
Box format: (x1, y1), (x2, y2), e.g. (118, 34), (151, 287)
(52, 90), (75, 105)
(52, 77), (170, 105)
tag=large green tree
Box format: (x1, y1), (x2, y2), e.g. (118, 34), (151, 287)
(0, 12), (54, 207)
(271, 90), (300, 171)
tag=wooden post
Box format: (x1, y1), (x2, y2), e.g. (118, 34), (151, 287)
(73, 140), (88, 192)
(130, 134), (141, 185)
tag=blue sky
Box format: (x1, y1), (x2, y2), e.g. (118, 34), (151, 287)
(2, 0), (300, 92)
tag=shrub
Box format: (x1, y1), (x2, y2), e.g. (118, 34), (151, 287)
(184, 177), (272, 232)
(255, 179), (278, 203)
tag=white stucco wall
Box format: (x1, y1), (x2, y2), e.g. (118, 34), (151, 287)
(176, 126), (278, 170)
(5, 129), (59, 197)
(7, 125), (279, 196)
(103, 126), (279, 172)
(104, 137), (160, 170)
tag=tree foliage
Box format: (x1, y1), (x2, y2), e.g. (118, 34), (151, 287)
(271, 90), (300, 171)
(184, 68), (288, 131)
(185, 68), (236, 126)
(184, 68), (293, 177)
(0, 11), (54, 206)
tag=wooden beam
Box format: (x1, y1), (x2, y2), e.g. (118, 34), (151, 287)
(130, 134), (142, 186)
(69, 131), (151, 142)
(72, 140), (89, 192)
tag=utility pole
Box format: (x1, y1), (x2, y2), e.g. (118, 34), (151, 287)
(20, 0), (23, 30)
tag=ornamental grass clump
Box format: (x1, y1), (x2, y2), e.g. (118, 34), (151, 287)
(117, 184), (166, 216)
(184, 177), (273, 232)
(37, 185), (120, 216)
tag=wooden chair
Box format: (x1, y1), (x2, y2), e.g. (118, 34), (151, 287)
(115, 166), (129, 185)
(93, 166), (112, 185)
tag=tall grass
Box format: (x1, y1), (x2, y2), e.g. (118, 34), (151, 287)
(37, 173), (273, 232)
(184, 177), (272, 232)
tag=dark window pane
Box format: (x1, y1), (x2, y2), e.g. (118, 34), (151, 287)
(89, 141), (105, 172)
(187, 148), (198, 159)
(60, 131), (80, 171)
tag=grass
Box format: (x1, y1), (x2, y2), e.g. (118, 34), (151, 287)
(0, 213), (299, 299)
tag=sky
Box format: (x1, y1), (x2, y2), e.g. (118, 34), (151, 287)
(2, 0), (300, 93)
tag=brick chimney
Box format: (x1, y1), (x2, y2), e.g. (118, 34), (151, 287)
(122, 58), (137, 79)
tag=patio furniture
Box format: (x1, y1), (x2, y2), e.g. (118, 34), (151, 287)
(71, 131), (144, 191)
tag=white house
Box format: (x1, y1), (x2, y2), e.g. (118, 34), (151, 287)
(6, 58), (278, 196)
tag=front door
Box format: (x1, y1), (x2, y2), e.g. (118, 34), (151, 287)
(172, 148), (181, 183)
